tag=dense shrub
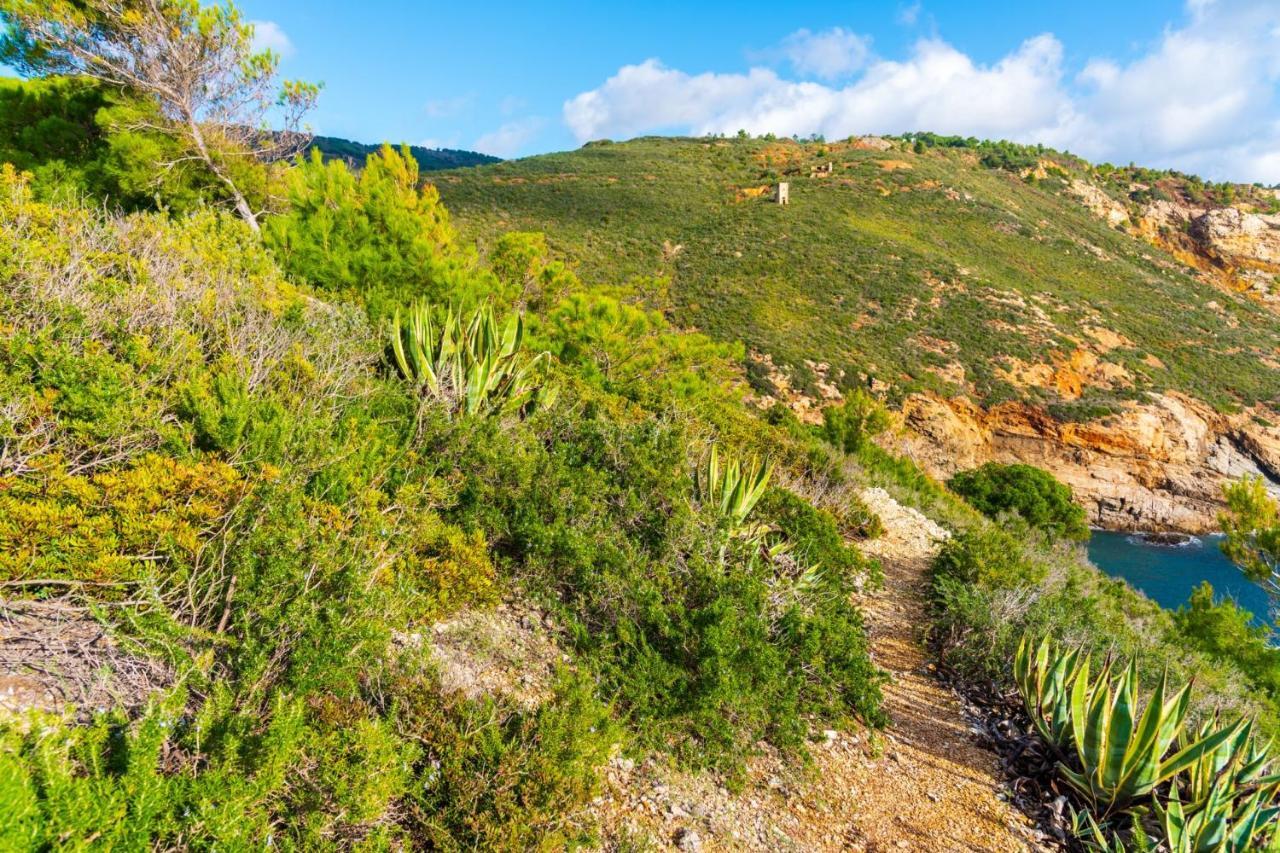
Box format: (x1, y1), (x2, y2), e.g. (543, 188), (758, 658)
(0, 691), (315, 849)
(534, 286), (745, 406)
(927, 519), (1279, 735)
(1174, 582), (1280, 699)
(395, 669), (614, 848)
(948, 462), (1090, 541)
(932, 526), (1045, 590)
(435, 389), (886, 766)
(757, 487), (868, 580)
(819, 389), (890, 454)
(263, 145), (489, 317)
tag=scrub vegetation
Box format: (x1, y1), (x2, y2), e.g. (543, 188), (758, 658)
(0, 1), (1278, 849)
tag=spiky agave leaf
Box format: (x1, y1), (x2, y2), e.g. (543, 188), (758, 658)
(1158, 770), (1280, 853)
(1058, 660), (1251, 816)
(1014, 634), (1087, 752)
(388, 300), (552, 419)
(697, 444), (773, 533)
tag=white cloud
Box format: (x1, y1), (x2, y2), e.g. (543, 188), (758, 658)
(419, 136), (461, 150)
(898, 2), (923, 27)
(474, 117), (546, 158)
(781, 27), (871, 80)
(565, 35), (1069, 148)
(498, 95), (528, 116)
(249, 20), (294, 59)
(562, 0), (1280, 183)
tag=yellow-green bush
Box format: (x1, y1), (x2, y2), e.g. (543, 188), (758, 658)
(0, 454), (245, 584)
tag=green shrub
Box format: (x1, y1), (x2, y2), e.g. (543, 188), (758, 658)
(949, 462), (1090, 541)
(534, 286), (745, 406)
(264, 145), (491, 317)
(932, 526), (1045, 590)
(1174, 583), (1280, 699)
(395, 670), (614, 849)
(437, 391), (885, 767)
(757, 487), (868, 580)
(0, 690), (311, 849)
(820, 390), (890, 454)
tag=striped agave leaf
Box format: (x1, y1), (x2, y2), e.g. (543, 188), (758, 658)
(1181, 717), (1276, 809)
(1068, 807), (1136, 852)
(1058, 660), (1251, 816)
(1014, 634), (1088, 752)
(1157, 771), (1280, 853)
(389, 301), (552, 418)
(697, 444), (773, 532)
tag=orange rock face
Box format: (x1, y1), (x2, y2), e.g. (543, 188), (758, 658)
(894, 392), (1280, 533)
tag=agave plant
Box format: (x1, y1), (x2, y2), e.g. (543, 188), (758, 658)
(1157, 772), (1280, 853)
(696, 444), (773, 534)
(1057, 660), (1250, 816)
(389, 301), (553, 418)
(1181, 718), (1276, 809)
(1069, 808), (1141, 853)
(1014, 634), (1088, 752)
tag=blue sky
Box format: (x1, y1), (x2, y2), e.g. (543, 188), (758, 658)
(239, 1), (1182, 150)
(20, 0), (1280, 181)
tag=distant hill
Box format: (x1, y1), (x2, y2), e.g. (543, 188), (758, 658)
(309, 134), (499, 172)
(434, 134), (1280, 533)
(435, 135), (1280, 415)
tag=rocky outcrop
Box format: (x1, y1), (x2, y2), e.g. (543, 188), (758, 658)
(894, 392), (1280, 533)
(1069, 178), (1280, 304)
(1069, 179), (1130, 228)
(1189, 206), (1280, 268)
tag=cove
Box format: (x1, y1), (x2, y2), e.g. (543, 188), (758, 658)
(1087, 530), (1273, 626)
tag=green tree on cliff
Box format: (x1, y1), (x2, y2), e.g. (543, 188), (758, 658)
(1220, 476), (1280, 621)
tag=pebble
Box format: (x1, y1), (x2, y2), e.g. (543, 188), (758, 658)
(673, 828), (702, 852)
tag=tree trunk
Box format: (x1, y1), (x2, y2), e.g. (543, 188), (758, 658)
(185, 113), (260, 232)
(231, 193), (260, 232)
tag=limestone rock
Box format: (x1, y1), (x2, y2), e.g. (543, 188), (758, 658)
(894, 391), (1280, 533)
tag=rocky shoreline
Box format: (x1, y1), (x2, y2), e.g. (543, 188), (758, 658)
(893, 391), (1280, 534)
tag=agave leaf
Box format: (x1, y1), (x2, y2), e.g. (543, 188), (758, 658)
(1114, 670), (1168, 798)
(1101, 664), (1138, 793)
(1161, 719), (1253, 787)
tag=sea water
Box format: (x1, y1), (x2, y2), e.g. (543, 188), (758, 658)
(1087, 530), (1273, 626)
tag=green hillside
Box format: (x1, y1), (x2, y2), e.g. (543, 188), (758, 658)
(436, 136), (1280, 414)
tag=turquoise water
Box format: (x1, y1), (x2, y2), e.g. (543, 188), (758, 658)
(1087, 530), (1273, 626)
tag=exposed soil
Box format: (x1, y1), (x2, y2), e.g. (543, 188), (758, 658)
(411, 600), (570, 709)
(584, 491), (1045, 851)
(0, 597), (171, 721)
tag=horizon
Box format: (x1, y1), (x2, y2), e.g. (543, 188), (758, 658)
(222, 0), (1280, 183)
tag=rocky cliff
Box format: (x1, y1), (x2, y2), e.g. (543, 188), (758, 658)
(1071, 180), (1280, 306)
(893, 392), (1280, 533)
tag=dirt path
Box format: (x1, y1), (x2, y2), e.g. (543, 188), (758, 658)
(843, 489), (1040, 851)
(586, 490), (1042, 851)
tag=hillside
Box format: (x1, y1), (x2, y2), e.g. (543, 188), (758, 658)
(308, 134), (499, 171)
(4, 71), (1280, 853)
(434, 136), (1280, 530)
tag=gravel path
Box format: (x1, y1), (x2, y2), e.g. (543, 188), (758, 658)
(586, 490), (1043, 851)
